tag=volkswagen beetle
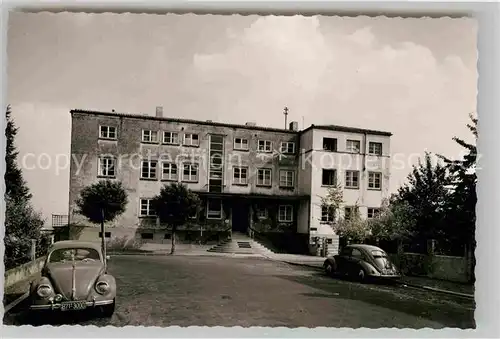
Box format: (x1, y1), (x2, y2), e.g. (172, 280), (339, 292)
(323, 244), (401, 282)
(28, 240), (116, 317)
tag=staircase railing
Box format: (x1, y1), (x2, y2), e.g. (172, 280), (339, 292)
(197, 223), (232, 245)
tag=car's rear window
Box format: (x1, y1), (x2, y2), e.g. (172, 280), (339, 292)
(371, 250), (387, 257)
(49, 248), (100, 263)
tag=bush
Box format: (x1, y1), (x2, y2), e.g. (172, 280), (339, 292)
(4, 197), (47, 270)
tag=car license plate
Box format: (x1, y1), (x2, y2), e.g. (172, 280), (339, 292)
(60, 301), (87, 311)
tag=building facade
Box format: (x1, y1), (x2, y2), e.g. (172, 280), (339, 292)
(298, 125), (392, 254)
(68, 108), (391, 254)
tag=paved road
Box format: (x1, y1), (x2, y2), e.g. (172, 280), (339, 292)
(4, 255), (475, 328)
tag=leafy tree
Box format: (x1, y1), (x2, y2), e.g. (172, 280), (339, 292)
(4, 197), (47, 269)
(334, 203), (371, 244)
(319, 184), (344, 215)
(393, 152), (450, 252)
(5, 105), (31, 202)
(4, 105), (49, 269)
(75, 180), (128, 259)
(367, 197), (417, 251)
(437, 113), (477, 255)
(320, 185), (369, 243)
(153, 183), (201, 254)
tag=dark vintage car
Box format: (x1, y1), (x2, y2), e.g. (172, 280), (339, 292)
(29, 240), (116, 316)
(323, 244), (400, 282)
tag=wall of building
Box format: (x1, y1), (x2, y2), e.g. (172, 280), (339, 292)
(298, 128), (391, 254)
(68, 112), (303, 239)
(297, 129), (314, 235)
(68, 111), (391, 254)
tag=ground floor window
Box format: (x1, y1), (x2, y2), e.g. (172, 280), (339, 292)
(164, 233), (171, 239)
(141, 233), (154, 240)
(256, 206), (268, 219)
(367, 207), (380, 218)
(189, 209), (198, 219)
(139, 198), (155, 217)
(207, 199), (223, 219)
(278, 205), (293, 222)
(98, 232), (111, 238)
(344, 206), (359, 221)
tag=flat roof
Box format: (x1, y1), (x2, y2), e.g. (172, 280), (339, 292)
(70, 109), (297, 134)
(302, 124), (392, 137)
(70, 109), (392, 137)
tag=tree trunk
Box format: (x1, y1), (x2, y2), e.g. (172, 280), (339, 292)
(170, 227), (176, 255)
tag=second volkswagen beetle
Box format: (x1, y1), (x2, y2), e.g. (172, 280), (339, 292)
(323, 244), (401, 282)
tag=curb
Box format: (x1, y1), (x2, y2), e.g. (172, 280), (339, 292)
(260, 254), (324, 270)
(109, 251), (265, 258)
(281, 261), (323, 270)
(108, 252), (161, 255)
(4, 291), (29, 313)
(401, 282), (474, 299)
(270, 258), (475, 299)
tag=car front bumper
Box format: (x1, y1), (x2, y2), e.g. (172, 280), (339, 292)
(30, 299), (114, 311)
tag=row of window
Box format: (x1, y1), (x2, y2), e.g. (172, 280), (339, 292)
(320, 205), (380, 223)
(99, 125), (297, 154)
(139, 198), (295, 222)
(100, 157), (381, 190)
(322, 168), (382, 190)
(98, 156), (296, 188)
(101, 126), (385, 156)
(323, 137), (383, 156)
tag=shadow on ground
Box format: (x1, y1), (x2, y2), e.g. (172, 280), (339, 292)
(276, 272), (476, 329)
(3, 298), (113, 326)
(3, 292), (25, 307)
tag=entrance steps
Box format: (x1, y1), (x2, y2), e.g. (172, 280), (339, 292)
(207, 232), (275, 255)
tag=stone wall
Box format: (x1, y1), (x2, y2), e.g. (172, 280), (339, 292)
(4, 257), (46, 288)
(390, 252), (471, 283)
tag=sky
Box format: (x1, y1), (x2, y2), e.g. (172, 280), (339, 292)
(6, 12), (477, 225)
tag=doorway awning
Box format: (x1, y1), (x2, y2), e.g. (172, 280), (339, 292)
(192, 191), (310, 201)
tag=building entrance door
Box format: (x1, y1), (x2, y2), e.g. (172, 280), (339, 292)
(231, 202), (250, 235)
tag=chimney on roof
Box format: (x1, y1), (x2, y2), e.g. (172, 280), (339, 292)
(155, 106), (163, 118)
(289, 121), (298, 131)
(245, 121), (257, 126)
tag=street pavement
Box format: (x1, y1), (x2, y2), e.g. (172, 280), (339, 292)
(4, 255), (475, 328)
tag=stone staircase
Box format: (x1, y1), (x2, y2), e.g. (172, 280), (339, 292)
(207, 232), (275, 255)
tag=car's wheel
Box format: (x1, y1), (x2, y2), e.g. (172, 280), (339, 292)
(324, 262), (335, 276)
(100, 299), (115, 318)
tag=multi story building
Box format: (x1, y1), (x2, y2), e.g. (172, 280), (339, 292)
(68, 108), (391, 255)
(298, 125), (392, 253)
